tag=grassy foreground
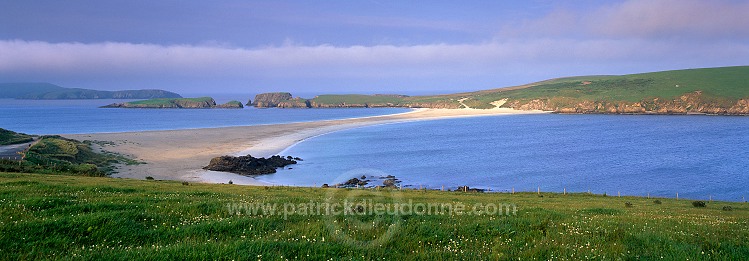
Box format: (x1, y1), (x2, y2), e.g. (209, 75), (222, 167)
(1, 173), (748, 260)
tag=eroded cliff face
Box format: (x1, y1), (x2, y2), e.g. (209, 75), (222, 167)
(504, 91), (749, 115)
(251, 93), (293, 108)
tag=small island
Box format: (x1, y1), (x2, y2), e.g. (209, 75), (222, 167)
(101, 97), (244, 109)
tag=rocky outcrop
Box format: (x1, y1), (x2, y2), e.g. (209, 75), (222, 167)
(504, 91), (749, 115)
(203, 155), (300, 175)
(252, 92), (294, 108)
(278, 97), (311, 108)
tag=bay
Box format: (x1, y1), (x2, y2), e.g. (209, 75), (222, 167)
(262, 114), (749, 202)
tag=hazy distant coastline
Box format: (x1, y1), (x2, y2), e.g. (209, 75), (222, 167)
(0, 82), (181, 100)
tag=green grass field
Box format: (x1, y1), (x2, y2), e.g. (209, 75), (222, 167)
(1, 172), (747, 260)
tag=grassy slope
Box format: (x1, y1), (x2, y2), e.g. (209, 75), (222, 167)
(0, 128), (34, 145)
(457, 66), (749, 108)
(306, 66), (749, 109)
(1, 136), (140, 176)
(1, 172), (747, 260)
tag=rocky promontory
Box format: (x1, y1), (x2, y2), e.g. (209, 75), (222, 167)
(251, 92), (294, 108)
(203, 155), (300, 175)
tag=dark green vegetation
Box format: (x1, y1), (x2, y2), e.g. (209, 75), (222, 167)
(1, 173), (747, 260)
(0, 136), (140, 176)
(0, 82), (182, 99)
(265, 66), (749, 114)
(0, 128), (34, 145)
(102, 97), (243, 109)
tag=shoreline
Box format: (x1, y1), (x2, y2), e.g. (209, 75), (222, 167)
(64, 108), (547, 186)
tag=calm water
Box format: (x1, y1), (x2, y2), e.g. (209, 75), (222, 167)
(0, 99), (411, 134)
(261, 114), (749, 201)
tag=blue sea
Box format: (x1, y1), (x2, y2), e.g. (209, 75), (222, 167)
(0, 99), (410, 134)
(260, 114), (749, 202)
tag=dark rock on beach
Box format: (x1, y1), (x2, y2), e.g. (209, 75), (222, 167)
(455, 186), (485, 193)
(203, 155), (299, 175)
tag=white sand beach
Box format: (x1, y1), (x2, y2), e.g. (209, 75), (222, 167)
(64, 108), (546, 185)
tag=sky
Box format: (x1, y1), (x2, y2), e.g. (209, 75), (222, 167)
(1, 0), (748, 95)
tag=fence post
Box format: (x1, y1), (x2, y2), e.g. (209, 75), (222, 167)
(618, 191), (621, 198)
(537, 186), (540, 195)
(564, 188), (566, 195)
(676, 192), (679, 200)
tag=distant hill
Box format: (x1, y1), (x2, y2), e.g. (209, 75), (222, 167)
(0, 83), (182, 99)
(255, 66), (749, 114)
(0, 83), (65, 99)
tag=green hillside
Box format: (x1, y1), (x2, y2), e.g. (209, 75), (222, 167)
(454, 66), (749, 109)
(0, 173), (747, 259)
(298, 66), (749, 113)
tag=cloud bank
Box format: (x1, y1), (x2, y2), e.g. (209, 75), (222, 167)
(1, 0), (748, 92)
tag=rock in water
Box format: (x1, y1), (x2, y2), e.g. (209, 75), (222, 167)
(203, 155), (298, 175)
